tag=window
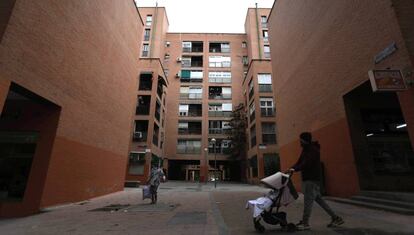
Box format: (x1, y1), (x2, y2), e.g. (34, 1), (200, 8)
(153, 123), (159, 146)
(139, 73), (152, 90)
(177, 139), (201, 154)
(261, 16), (267, 28)
(209, 121), (231, 134)
(142, 44), (149, 57)
(250, 155), (258, 177)
(262, 30), (268, 42)
(258, 74), (272, 92)
(146, 15), (152, 26)
(144, 29), (150, 41)
(264, 45), (271, 58)
(128, 152), (146, 175)
(249, 102), (256, 122)
(248, 78), (254, 99)
(262, 122), (277, 144)
(155, 101), (161, 121)
(242, 56), (249, 66)
(179, 104), (189, 116)
(250, 125), (257, 148)
(209, 71), (231, 83)
(242, 41), (247, 48)
(209, 56), (231, 67)
(260, 97), (275, 117)
(182, 41), (192, 52)
(264, 153), (280, 177)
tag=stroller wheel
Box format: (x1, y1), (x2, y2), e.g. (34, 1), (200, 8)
(253, 218), (265, 233)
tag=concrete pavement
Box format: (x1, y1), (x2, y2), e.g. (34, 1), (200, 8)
(0, 181), (413, 234)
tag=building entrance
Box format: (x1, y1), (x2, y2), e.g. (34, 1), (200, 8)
(344, 81), (414, 192)
(0, 83), (60, 216)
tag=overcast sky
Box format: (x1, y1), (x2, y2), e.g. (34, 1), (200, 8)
(135, 0), (275, 33)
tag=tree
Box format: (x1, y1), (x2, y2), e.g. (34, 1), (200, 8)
(228, 103), (247, 160)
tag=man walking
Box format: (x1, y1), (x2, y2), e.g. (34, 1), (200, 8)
(289, 132), (344, 230)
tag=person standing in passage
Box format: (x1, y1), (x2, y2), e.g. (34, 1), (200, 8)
(289, 132), (344, 230)
(147, 166), (165, 204)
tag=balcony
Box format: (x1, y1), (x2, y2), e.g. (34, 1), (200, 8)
(179, 122), (202, 135)
(133, 120), (148, 142)
(182, 41), (203, 53)
(182, 56), (203, 68)
(209, 87), (231, 100)
(139, 73), (152, 91)
(179, 104), (203, 117)
(209, 42), (230, 53)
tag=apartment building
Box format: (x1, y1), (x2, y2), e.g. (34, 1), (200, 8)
(268, 0), (414, 197)
(125, 7), (169, 185)
(0, 0), (142, 217)
(243, 8), (278, 183)
(128, 6), (279, 183)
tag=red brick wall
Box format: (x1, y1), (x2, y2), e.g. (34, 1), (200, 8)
(268, 0), (413, 197)
(0, 0), (143, 211)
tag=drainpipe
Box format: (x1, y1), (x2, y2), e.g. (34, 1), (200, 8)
(149, 2), (158, 58)
(255, 3), (262, 59)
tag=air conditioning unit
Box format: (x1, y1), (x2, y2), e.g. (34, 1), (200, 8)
(134, 131), (143, 139)
(165, 41), (171, 47)
(176, 57), (182, 62)
(175, 72), (181, 78)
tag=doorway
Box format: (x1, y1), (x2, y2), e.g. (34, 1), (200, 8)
(344, 81), (414, 192)
(0, 83), (60, 207)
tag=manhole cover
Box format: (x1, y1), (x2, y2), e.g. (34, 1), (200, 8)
(127, 202), (178, 212)
(89, 204), (130, 212)
(168, 212), (206, 225)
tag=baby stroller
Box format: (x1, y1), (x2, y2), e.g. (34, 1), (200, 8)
(246, 172), (298, 233)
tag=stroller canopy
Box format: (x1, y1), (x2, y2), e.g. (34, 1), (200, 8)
(260, 172), (290, 190)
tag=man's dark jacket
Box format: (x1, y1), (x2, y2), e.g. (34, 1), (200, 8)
(291, 142), (321, 181)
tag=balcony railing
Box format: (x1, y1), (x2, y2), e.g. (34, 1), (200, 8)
(208, 148), (231, 154)
(177, 146), (201, 154)
(180, 93), (202, 99)
(179, 128), (202, 135)
(208, 111), (232, 117)
(209, 94), (231, 100)
(208, 128), (231, 135)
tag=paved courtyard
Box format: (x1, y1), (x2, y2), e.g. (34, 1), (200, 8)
(0, 181), (413, 235)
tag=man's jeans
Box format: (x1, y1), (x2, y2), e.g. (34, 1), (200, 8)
(302, 181), (336, 225)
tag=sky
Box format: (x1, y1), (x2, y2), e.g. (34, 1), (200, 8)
(135, 0), (275, 33)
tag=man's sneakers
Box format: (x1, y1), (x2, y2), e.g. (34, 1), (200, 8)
(296, 221), (311, 231)
(327, 216), (344, 228)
